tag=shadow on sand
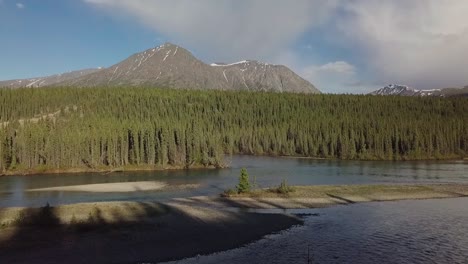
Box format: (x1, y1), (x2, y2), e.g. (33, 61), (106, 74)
(0, 201), (301, 264)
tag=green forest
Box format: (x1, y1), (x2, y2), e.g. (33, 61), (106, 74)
(0, 87), (467, 174)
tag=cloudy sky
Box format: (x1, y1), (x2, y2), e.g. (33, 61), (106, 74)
(1, 0), (467, 93)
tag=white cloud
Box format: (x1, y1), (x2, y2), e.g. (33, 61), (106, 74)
(84, 0), (339, 62)
(336, 0), (468, 89)
(300, 61), (367, 93)
(16, 2), (24, 9)
(316, 61), (356, 75)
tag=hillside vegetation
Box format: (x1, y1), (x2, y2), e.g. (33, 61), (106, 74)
(0, 87), (467, 174)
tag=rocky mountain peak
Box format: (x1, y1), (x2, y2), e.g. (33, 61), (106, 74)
(0, 43), (320, 94)
(368, 84), (468, 97)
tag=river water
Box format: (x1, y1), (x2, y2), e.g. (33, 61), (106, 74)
(166, 197), (468, 264)
(0, 155), (467, 207)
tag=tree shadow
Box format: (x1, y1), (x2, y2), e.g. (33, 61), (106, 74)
(0, 201), (301, 264)
(326, 193), (356, 204)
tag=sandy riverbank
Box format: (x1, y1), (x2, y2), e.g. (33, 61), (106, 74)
(1, 183), (468, 263)
(27, 181), (200, 193)
(26, 181), (200, 193)
(0, 201), (301, 264)
(28, 181), (168, 192)
(173, 184), (468, 209)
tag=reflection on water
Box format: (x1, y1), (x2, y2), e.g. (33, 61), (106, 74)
(167, 198), (468, 264)
(0, 156), (467, 207)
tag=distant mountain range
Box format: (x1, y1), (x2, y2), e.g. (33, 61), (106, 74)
(0, 69), (101, 89)
(0, 43), (319, 94)
(370, 84), (468, 97)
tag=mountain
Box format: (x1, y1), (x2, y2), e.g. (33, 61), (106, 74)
(60, 43), (319, 93)
(0, 43), (319, 94)
(437, 86), (468, 97)
(0, 68), (101, 88)
(369, 84), (468, 97)
(369, 84), (440, 96)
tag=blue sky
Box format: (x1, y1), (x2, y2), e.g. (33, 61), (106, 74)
(1, 0), (467, 93)
(0, 0), (160, 79)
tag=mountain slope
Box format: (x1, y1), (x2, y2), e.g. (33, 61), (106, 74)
(0, 69), (101, 88)
(58, 43), (319, 93)
(437, 86), (468, 97)
(370, 84), (468, 97)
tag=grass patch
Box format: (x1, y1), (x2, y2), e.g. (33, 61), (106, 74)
(221, 188), (238, 197)
(270, 179), (295, 195)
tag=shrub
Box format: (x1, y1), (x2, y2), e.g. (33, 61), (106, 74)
(275, 179), (294, 194)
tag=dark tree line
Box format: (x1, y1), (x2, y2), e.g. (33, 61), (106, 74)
(0, 87), (467, 173)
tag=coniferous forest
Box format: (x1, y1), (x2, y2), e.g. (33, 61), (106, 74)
(0, 87), (467, 174)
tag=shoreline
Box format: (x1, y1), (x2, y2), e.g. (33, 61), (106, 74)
(0, 164), (220, 177)
(211, 183), (468, 209)
(1, 184), (468, 263)
(2, 155), (467, 177)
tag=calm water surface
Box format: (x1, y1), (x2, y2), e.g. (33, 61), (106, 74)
(0, 155), (467, 207)
(167, 198), (468, 264)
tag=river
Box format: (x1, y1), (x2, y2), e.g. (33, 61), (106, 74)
(0, 155), (467, 207)
(166, 197), (468, 264)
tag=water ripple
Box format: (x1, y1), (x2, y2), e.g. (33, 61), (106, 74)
(166, 198), (468, 264)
